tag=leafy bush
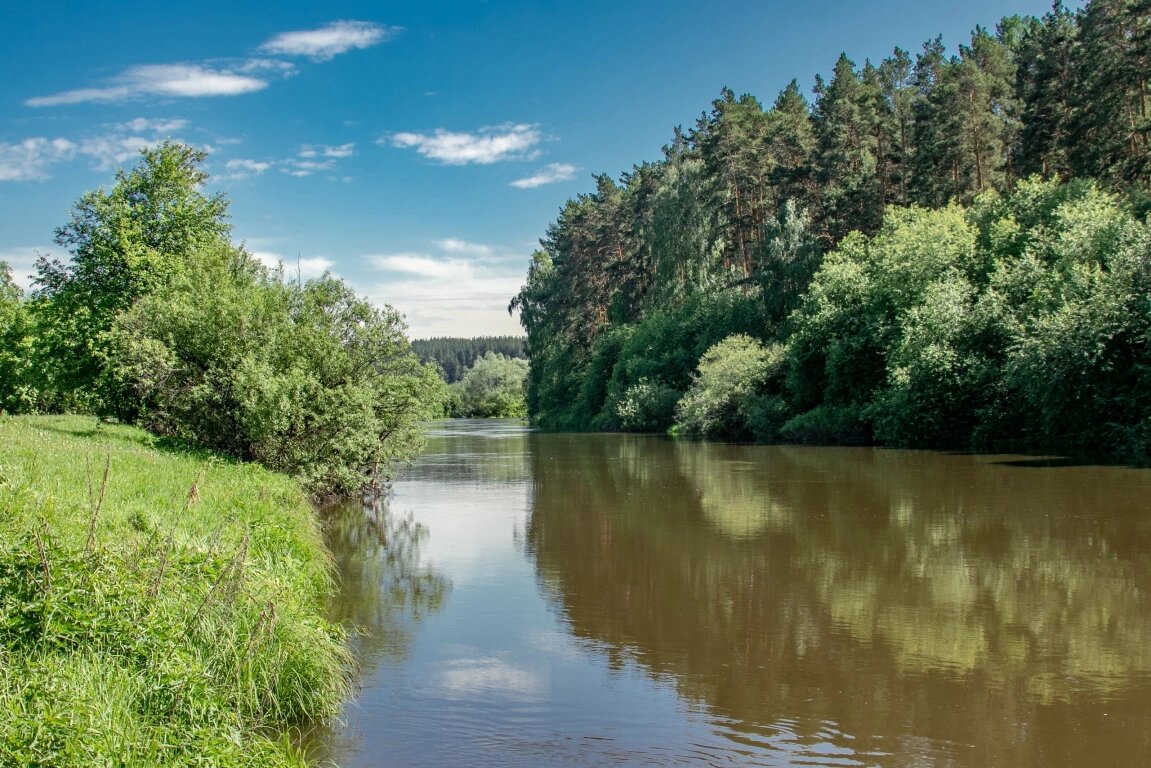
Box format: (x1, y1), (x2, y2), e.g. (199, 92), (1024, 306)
(675, 334), (787, 440)
(23, 143), (442, 495)
(107, 260), (443, 496)
(607, 378), (682, 432)
(779, 404), (871, 445)
(0, 262), (33, 413)
(450, 351), (528, 418)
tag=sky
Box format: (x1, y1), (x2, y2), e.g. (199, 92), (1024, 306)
(0, 0), (1063, 339)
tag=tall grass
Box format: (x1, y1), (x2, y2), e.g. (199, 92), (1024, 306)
(0, 415), (352, 767)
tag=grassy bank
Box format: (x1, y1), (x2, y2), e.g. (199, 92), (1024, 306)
(0, 415), (352, 767)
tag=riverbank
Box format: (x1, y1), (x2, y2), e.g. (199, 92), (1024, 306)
(0, 415), (352, 767)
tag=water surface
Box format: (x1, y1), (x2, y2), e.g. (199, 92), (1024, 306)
(309, 419), (1151, 767)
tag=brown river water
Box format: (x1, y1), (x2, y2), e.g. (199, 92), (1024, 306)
(305, 419), (1151, 767)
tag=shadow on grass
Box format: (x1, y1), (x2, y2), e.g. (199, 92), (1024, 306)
(30, 415), (242, 467)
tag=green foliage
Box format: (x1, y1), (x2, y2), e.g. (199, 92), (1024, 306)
(987, 181), (1151, 454)
(13, 143), (440, 495)
(31, 143), (231, 415)
(0, 416), (350, 767)
(608, 378), (682, 433)
(782, 178), (1151, 456)
(0, 262), (33, 413)
(867, 275), (1000, 447)
(412, 336), (527, 383)
(449, 352), (528, 418)
(778, 403), (871, 445)
(107, 260), (443, 496)
(674, 334), (788, 441)
(786, 204), (978, 414)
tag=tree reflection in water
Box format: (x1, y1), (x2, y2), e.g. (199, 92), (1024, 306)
(298, 496), (451, 761)
(322, 495), (451, 670)
(527, 435), (1151, 768)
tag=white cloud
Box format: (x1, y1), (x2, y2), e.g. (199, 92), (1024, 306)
(27, 63), (276, 107)
(250, 251), (334, 278)
(121, 117), (190, 134)
(511, 162), (577, 189)
(280, 143), (357, 177)
(0, 138), (77, 181)
(78, 134), (163, 171)
(434, 238), (494, 257)
(370, 253), (462, 279)
(437, 657), (546, 700)
(219, 158), (273, 180)
(0, 246), (53, 290)
(0, 118), (198, 180)
(258, 20), (395, 61)
(366, 246), (526, 337)
(282, 159), (332, 177)
(217, 144), (356, 181)
(388, 124), (541, 165)
(299, 142), (356, 159)
(226, 158), (272, 174)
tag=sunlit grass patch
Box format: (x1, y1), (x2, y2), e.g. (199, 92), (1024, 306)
(0, 414), (352, 767)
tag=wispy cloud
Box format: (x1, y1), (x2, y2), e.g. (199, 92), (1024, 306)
(219, 143), (356, 181)
(434, 238), (494, 257)
(370, 253), (463, 279)
(26, 63), (283, 107)
(366, 238), (526, 337)
(121, 117), (190, 134)
(80, 117), (196, 170)
(220, 158), (273, 180)
(0, 138), (77, 181)
(258, 20), (396, 61)
(299, 142), (356, 159)
(25, 19), (384, 108)
(284, 143), (357, 176)
(0, 118), (195, 180)
(388, 124), (541, 165)
(510, 162), (577, 189)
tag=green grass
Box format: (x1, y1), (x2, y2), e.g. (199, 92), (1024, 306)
(0, 415), (352, 767)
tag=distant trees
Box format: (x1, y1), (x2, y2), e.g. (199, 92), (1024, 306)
(448, 352), (528, 418)
(5, 143), (443, 496)
(513, 0), (1151, 460)
(411, 336), (526, 382)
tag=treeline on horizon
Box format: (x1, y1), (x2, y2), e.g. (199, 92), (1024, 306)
(511, 0), (1151, 458)
(412, 336), (526, 383)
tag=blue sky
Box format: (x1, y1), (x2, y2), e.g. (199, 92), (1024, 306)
(1, 0), (1062, 338)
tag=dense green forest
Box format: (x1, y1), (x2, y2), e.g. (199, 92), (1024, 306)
(411, 337), (528, 418)
(0, 143), (444, 496)
(412, 335), (527, 382)
(511, 0), (1151, 459)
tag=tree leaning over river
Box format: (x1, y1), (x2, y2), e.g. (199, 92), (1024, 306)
(4, 142), (444, 496)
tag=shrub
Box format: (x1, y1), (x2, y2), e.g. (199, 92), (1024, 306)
(675, 334), (787, 441)
(107, 260), (443, 496)
(451, 352), (528, 417)
(779, 404), (871, 445)
(608, 378), (682, 432)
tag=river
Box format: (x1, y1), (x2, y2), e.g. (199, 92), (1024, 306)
(306, 419), (1151, 767)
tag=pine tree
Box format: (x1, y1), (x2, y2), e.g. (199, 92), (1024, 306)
(1014, 3), (1079, 179)
(813, 54), (884, 243)
(1072, 0), (1151, 185)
